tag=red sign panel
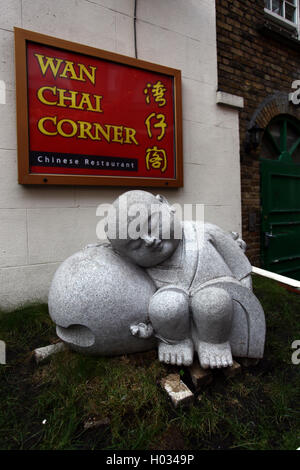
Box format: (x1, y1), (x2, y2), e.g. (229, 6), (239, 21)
(15, 28), (183, 187)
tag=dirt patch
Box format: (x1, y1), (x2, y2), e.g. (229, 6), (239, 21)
(150, 425), (187, 450)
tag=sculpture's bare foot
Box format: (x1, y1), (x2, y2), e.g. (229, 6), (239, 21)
(158, 339), (194, 366)
(198, 340), (233, 369)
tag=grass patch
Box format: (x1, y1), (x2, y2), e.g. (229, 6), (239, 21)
(0, 276), (299, 450)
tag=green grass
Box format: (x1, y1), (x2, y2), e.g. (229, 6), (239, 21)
(0, 276), (299, 450)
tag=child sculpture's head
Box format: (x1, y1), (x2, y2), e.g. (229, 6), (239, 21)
(107, 190), (182, 268)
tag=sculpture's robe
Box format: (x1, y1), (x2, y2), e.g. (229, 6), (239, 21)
(146, 221), (252, 291)
(146, 222), (265, 358)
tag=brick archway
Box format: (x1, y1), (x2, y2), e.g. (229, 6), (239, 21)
(251, 92), (300, 138)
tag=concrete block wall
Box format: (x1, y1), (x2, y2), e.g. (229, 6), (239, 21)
(0, 0), (242, 309)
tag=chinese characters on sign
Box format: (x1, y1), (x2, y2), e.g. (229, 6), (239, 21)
(144, 81), (167, 107)
(144, 81), (169, 173)
(15, 28), (183, 187)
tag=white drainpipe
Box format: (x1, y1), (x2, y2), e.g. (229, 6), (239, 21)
(252, 266), (300, 290)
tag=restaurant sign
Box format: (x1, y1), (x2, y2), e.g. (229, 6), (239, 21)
(15, 28), (183, 187)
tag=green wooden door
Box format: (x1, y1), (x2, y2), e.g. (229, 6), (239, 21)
(261, 115), (300, 280)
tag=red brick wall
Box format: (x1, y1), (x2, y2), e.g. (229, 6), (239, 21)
(216, 0), (300, 265)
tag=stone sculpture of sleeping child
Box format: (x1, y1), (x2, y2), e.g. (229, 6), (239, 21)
(106, 190), (253, 370)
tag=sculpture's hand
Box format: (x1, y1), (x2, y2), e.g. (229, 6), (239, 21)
(130, 322), (154, 339)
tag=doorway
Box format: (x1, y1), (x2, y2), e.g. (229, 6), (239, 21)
(260, 114), (300, 280)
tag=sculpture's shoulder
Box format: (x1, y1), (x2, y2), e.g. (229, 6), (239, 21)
(181, 220), (224, 238)
(181, 221), (232, 247)
(203, 222), (228, 238)
(193, 221), (252, 282)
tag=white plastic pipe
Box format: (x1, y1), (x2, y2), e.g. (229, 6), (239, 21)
(252, 266), (300, 289)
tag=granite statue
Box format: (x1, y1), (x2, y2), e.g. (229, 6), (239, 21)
(48, 190), (266, 370)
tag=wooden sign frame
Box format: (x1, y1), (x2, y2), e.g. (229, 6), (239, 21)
(14, 27), (183, 187)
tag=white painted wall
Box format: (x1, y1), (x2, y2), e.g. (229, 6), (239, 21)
(0, 0), (242, 310)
